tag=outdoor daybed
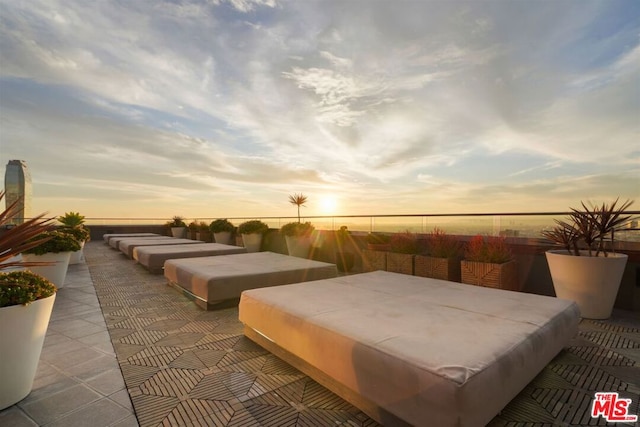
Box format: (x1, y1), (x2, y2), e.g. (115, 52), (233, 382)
(239, 270), (580, 427)
(133, 243), (247, 273)
(118, 237), (203, 258)
(107, 235), (170, 249)
(164, 251), (337, 310)
(103, 233), (160, 243)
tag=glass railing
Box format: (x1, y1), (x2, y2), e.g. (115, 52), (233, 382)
(78, 211), (640, 242)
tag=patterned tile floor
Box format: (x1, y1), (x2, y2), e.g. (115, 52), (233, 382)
(6, 241), (638, 426)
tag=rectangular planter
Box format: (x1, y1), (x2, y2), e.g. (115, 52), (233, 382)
(386, 253), (414, 275)
(461, 260), (519, 291)
(414, 255), (460, 282)
(362, 249), (386, 272)
(196, 231), (212, 243)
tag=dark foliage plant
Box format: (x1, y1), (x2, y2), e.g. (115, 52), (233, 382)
(58, 226), (90, 243)
(425, 228), (461, 259)
(210, 219), (235, 233)
(280, 221), (315, 237)
(238, 220), (269, 235)
(542, 198), (635, 256)
(389, 231), (419, 254)
(465, 235), (513, 264)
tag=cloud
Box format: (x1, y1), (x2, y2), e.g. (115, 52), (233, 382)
(0, 0), (638, 219)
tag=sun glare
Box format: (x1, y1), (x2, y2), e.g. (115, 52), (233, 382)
(319, 195), (338, 215)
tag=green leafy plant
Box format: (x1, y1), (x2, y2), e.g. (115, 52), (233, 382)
(23, 231), (82, 255)
(238, 220), (268, 235)
(465, 235), (513, 264)
(389, 231), (419, 254)
(288, 193), (307, 223)
(188, 221), (199, 231)
(210, 219), (235, 233)
(335, 226), (351, 248)
(197, 221), (210, 232)
(58, 226), (90, 243)
(0, 191), (55, 269)
(0, 271), (56, 307)
(542, 198), (635, 257)
(169, 216), (186, 227)
(426, 228), (461, 259)
(280, 221), (315, 237)
(57, 212), (85, 227)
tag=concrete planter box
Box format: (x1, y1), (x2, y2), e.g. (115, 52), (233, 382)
(22, 252), (72, 288)
(214, 231), (232, 245)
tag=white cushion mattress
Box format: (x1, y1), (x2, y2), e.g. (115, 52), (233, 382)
(165, 252), (337, 306)
(108, 235), (170, 249)
(239, 270), (580, 427)
(133, 243), (247, 273)
(103, 233), (160, 243)
(118, 238), (201, 258)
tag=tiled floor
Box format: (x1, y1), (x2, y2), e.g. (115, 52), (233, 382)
(0, 259), (138, 427)
(2, 241), (639, 426)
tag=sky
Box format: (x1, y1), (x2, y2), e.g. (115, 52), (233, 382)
(1, 0), (638, 221)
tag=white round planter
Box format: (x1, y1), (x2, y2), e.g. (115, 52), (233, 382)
(0, 294), (56, 410)
(214, 231), (232, 245)
(171, 227), (186, 238)
(69, 241), (86, 265)
(241, 233), (263, 253)
(546, 250), (628, 319)
(284, 235), (313, 258)
(22, 252), (72, 288)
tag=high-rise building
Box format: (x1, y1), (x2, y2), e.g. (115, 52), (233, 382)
(4, 160), (32, 224)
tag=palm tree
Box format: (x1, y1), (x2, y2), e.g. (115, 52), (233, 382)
(288, 193), (308, 223)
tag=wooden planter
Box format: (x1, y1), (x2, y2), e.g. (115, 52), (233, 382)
(414, 255), (460, 282)
(461, 260), (519, 291)
(362, 249), (386, 272)
(386, 253), (414, 275)
(196, 231), (212, 242)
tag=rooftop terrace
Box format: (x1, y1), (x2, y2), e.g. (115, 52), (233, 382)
(1, 241), (639, 426)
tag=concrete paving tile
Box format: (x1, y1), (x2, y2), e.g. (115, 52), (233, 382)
(109, 414), (140, 427)
(20, 384), (102, 425)
(40, 339), (87, 360)
(43, 346), (106, 370)
(45, 397), (131, 427)
(20, 374), (79, 406)
(82, 312), (109, 325)
(77, 330), (112, 347)
(43, 332), (76, 348)
(0, 406), (38, 427)
(66, 354), (120, 380)
(108, 389), (135, 411)
(86, 368), (127, 395)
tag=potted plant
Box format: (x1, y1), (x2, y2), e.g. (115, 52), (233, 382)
(334, 226), (355, 272)
(461, 235), (518, 291)
(0, 191), (58, 410)
(281, 193), (315, 258)
(187, 221), (199, 240)
(542, 199), (634, 319)
(281, 221), (315, 258)
(169, 216), (187, 238)
(22, 231), (81, 287)
(196, 221), (212, 242)
(237, 220), (268, 253)
(415, 228), (462, 282)
(57, 211), (85, 228)
(386, 231), (418, 275)
(57, 225), (90, 265)
(210, 219), (235, 245)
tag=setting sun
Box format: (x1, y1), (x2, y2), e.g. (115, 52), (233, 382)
(319, 195), (338, 215)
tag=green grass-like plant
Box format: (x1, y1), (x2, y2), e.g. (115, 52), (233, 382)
(426, 228), (461, 259)
(465, 235), (513, 264)
(0, 271), (56, 307)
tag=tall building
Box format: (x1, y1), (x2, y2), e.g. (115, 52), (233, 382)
(4, 160), (32, 224)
